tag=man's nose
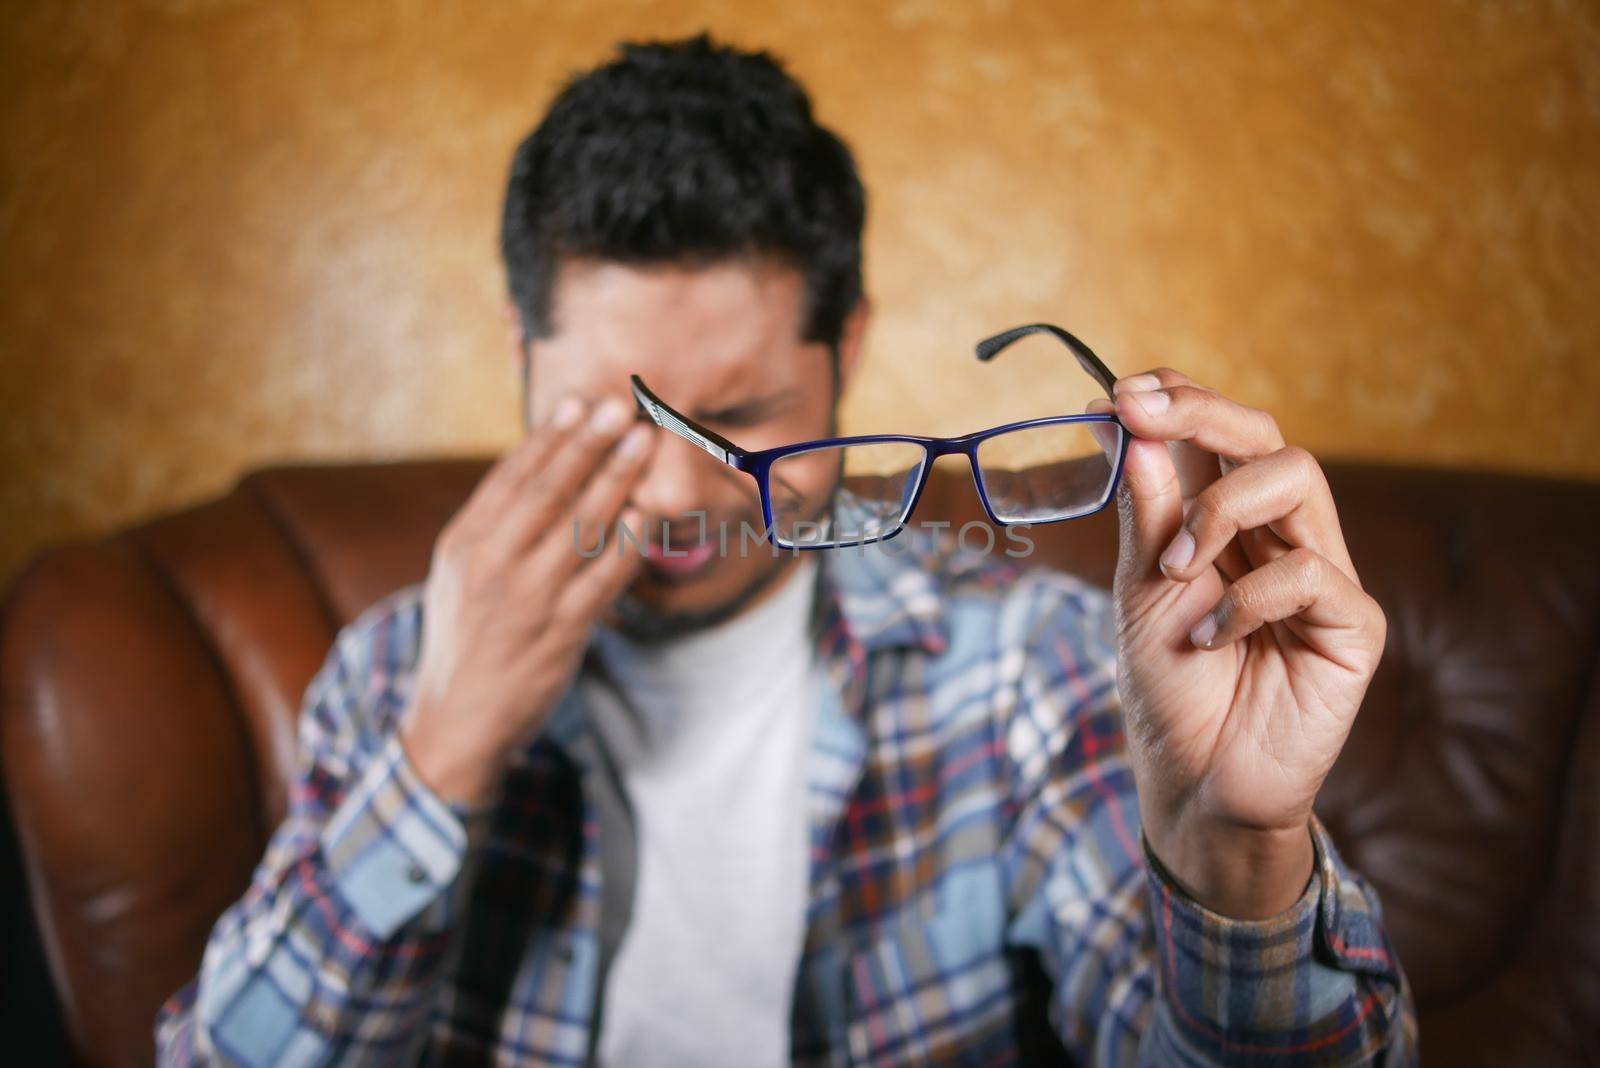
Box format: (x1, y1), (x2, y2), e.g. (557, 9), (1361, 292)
(631, 430), (742, 527)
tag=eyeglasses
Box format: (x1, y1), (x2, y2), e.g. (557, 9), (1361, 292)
(630, 323), (1129, 550)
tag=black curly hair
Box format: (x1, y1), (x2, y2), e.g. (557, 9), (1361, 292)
(499, 32), (866, 356)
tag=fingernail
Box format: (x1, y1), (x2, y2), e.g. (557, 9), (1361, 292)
(1160, 528), (1195, 573)
(618, 424), (652, 459)
(1190, 612), (1218, 647)
(1115, 373), (1161, 394)
(552, 396), (584, 428)
(1132, 390), (1170, 416)
(591, 397), (629, 433)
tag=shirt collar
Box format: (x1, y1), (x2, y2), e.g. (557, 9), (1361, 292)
(544, 530), (952, 757)
(813, 528), (950, 657)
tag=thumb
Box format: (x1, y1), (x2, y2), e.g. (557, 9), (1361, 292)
(1090, 395), (1185, 591)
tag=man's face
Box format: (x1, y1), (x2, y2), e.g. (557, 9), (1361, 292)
(521, 256), (865, 640)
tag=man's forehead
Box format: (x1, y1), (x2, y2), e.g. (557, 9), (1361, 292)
(535, 256), (811, 393)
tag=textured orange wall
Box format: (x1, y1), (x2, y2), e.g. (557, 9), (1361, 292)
(3, 1), (1598, 584)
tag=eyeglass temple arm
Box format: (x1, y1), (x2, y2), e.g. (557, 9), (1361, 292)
(629, 374), (747, 469)
(974, 323), (1119, 396)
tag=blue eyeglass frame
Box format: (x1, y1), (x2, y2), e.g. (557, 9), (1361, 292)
(630, 322), (1130, 550)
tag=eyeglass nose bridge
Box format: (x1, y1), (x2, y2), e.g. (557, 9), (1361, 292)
(923, 420), (1128, 528)
(962, 442), (1015, 529)
(907, 438), (1014, 529)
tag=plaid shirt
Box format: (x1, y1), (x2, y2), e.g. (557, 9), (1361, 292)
(156, 532), (1417, 1065)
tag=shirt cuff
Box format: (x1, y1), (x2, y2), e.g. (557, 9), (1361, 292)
(1142, 813), (1399, 1042)
(320, 732), (471, 939)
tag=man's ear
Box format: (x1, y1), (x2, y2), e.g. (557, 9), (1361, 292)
(835, 295), (872, 390)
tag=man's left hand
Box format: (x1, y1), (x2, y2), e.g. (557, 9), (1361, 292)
(1085, 369), (1386, 920)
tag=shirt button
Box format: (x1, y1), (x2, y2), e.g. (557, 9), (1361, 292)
(406, 863), (428, 884)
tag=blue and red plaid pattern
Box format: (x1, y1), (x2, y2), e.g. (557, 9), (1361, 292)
(156, 531), (1417, 1065)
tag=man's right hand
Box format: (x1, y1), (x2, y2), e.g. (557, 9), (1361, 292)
(399, 393), (657, 808)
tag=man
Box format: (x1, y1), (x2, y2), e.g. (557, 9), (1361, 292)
(156, 32), (1417, 1066)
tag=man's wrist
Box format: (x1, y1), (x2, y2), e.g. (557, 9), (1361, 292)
(1142, 808), (1316, 920)
(399, 699), (507, 810)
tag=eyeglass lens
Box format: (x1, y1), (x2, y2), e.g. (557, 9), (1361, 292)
(975, 419), (1123, 523)
(768, 440), (928, 548)
(765, 418), (1121, 548)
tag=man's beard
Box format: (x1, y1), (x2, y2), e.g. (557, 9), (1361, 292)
(604, 483), (833, 645)
(607, 550), (796, 646)
(602, 444), (843, 645)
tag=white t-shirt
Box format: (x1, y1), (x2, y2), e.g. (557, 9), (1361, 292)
(586, 556), (820, 1068)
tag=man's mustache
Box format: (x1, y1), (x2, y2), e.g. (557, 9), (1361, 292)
(633, 508), (762, 548)
(575, 504), (768, 550)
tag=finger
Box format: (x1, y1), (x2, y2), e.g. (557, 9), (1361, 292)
(1160, 446), (1357, 585)
(487, 396), (637, 559)
(532, 422), (659, 581)
(1084, 398), (1121, 459)
(551, 506), (651, 630)
(1113, 369), (1230, 498)
(1190, 547), (1384, 671)
(569, 422), (659, 537)
(1112, 366), (1204, 395)
(1112, 379), (1285, 464)
(460, 395), (587, 523)
(508, 394), (635, 499)
(1111, 412), (1187, 589)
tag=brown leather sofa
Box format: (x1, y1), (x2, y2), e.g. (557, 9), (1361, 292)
(3, 458), (1597, 1066)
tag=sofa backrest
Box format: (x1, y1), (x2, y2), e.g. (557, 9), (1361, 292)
(3, 459), (1597, 1065)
